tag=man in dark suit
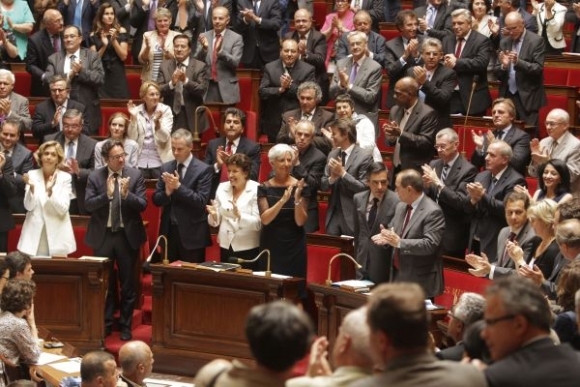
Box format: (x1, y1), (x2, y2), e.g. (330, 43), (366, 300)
(25, 9), (64, 97)
(158, 34), (208, 133)
(44, 109), (98, 215)
(407, 37), (456, 130)
(235, 0), (282, 70)
(153, 129), (213, 263)
(321, 118), (373, 237)
(416, 0), (454, 33)
(482, 277), (580, 386)
(85, 140), (147, 341)
(195, 7), (243, 104)
(1, 118), (33, 214)
(354, 162), (399, 284)
(0, 148), (16, 252)
(442, 8), (491, 116)
(352, 0), (387, 30)
(289, 120), (326, 233)
(384, 10), (423, 109)
(372, 169), (445, 298)
(497, 0), (538, 34)
(383, 77), (438, 176)
(336, 10), (387, 67)
(204, 107), (260, 199)
(330, 31), (382, 130)
(277, 82), (334, 155)
(259, 39), (315, 143)
(285, 9), (329, 104)
(423, 128), (477, 258)
(494, 11), (546, 133)
(32, 75), (90, 142)
(44, 25), (104, 135)
(463, 140), (526, 263)
(201, 0), (232, 31)
(110, 0), (131, 32)
(470, 98), (531, 175)
(58, 0), (99, 47)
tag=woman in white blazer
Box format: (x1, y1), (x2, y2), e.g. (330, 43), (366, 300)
(138, 7), (179, 82)
(206, 154), (262, 268)
(533, 0), (567, 55)
(127, 81), (174, 179)
(17, 141), (76, 256)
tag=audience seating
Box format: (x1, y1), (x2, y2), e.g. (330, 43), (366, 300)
(435, 256), (491, 310)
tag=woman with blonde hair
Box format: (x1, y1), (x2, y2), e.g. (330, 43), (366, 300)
(17, 141), (75, 256)
(138, 7), (179, 82)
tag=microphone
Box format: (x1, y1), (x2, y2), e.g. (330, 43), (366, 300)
(194, 105), (219, 143)
(228, 249), (272, 277)
(461, 74), (481, 157)
(146, 235), (169, 265)
(325, 253), (362, 286)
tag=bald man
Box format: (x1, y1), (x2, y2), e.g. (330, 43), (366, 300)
(119, 341), (154, 387)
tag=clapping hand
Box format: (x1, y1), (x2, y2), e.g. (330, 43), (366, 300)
(23, 172), (34, 193)
(466, 182), (485, 204)
(421, 164), (440, 187)
(127, 100), (139, 117)
(294, 178), (305, 203)
(337, 67), (349, 88)
(45, 172), (57, 193)
(306, 337), (332, 377)
(162, 170), (181, 196)
(327, 157), (344, 179)
(230, 198), (241, 219)
(206, 199), (218, 220)
(119, 176), (130, 199)
(465, 253), (491, 277)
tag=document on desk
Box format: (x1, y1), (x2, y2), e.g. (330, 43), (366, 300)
(48, 360), (81, 373)
(143, 378), (194, 387)
(37, 352), (67, 365)
(252, 272), (291, 279)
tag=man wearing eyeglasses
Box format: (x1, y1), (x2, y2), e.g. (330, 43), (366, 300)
(31, 75), (90, 143)
(85, 140), (147, 342)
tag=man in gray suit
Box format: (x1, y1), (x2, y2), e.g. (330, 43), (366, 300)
(330, 31), (382, 130)
(0, 118), (33, 214)
(372, 169), (445, 298)
(321, 118), (373, 237)
(336, 10), (387, 66)
(354, 162), (399, 284)
(0, 70), (32, 131)
(196, 7), (243, 104)
(351, 283), (487, 387)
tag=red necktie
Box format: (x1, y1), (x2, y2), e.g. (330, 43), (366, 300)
(219, 141), (233, 182)
(393, 205), (413, 270)
(211, 33), (222, 81)
(455, 38), (463, 58)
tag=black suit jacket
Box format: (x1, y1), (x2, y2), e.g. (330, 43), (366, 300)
(277, 107), (334, 155)
(153, 158), (213, 250)
(8, 144), (34, 214)
(0, 156), (16, 233)
(84, 166), (147, 250)
(25, 29), (62, 97)
(415, 3), (454, 31)
(464, 166), (526, 262)
(32, 99), (90, 143)
(426, 155), (477, 257)
(58, 0), (99, 46)
(442, 31), (492, 115)
(336, 31), (387, 67)
(470, 125), (531, 175)
(384, 35), (424, 108)
(110, 0), (131, 32)
(292, 144), (326, 233)
(235, 0), (282, 65)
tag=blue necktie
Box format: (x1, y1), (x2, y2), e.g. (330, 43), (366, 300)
(73, 0), (83, 32)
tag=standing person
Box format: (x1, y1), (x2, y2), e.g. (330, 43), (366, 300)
(57, 0), (99, 47)
(94, 113), (139, 169)
(0, 0), (34, 60)
(258, 144), (308, 278)
(206, 154), (261, 266)
(138, 8), (179, 82)
(18, 141), (76, 256)
(0, 147), (15, 252)
(153, 129), (213, 263)
(320, 0), (355, 70)
(1, 118), (33, 214)
(90, 3), (130, 99)
(85, 140), (147, 341)
(533, 0), (566, 55)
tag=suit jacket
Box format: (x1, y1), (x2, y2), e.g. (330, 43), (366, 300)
(484, 337), (580, 387)
(152, 157), (213, 250)
(491, 222), (536, 278)
(470, 125), (531, 175)
(390, 195), (445, 298)
(442, 31), (492, 115)
(436, 343), (465, 361)
(494, 31), (547, 112)
(127, 102), (174, 164)
(425, 155), (477, 257)
(25, 29), (62, 97)
(18, 169), (76, 255)
(464, 166), (526, 262)
(287, 366), (371, 387)
(8, 143), (34, 214)
(31, 98), (90, 142)
(158, 56), (209, 131)
(234, 0), (282, 65)
(194, 29), (242, 104)
(540, 252), (567, 299)
(330, 56), (382, 128)
(321, 145), (374, 236)
(354, 189), (400, 284)
(58, 0), (99, 46)
(109, 0), (131, 32)
(6, 93), (31, 131)
(336, 31), (387, 67)
(388, 101), (438, 171)
(277, 108), (334, 155)
(0, 156), (16, 233)
(204, 136), (261, 198)
(537, 2), (567, 49)
(292, 144), (326, 233)
(45, 48), (105, 134)
(384, 36), (424, 108)
(259, 59), (315, 138)
(84, 166), (147, 251)
(498, 8), (539, 34)
(407, 64), (456, 129)
(415, 2), (454, 31)
(44, 131), (98, 215)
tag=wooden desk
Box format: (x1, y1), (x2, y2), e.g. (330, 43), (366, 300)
(149, 264), (304, 376)
(37, 356), (81, 387)
(33, 258), (110, 353)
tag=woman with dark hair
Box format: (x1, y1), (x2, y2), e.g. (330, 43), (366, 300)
(94, 113), (139, 169)
(320, 0), (354, 71)
(90, 2), (130, 99)
(206, 153), (261, 266)
(533, 159), (573, 204)
(553, 260), (580, 348)
(469, 0), (498, 37)
(0, 280), (39, 374)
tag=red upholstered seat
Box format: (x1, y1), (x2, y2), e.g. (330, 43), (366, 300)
(127, 74), (142, 100)
(258, 151), (271, 183)
(544, 68), (568, 86)
(318, 200), (328, 234)
(566, 68), (580, 87)
(245, 110), (257, 141)
(101, 106), (130, 137)
(237, 77), (253, 112)
(526, 176), (538, 196)
(312, 2), (327, 29)
(206, 234), (221, 262)
(306, 243), (341, 284)
(434, 269), (490, 309)
(379, 29), (399, 42)
(14, 71), (31, 96)
(454, 125), (489, 163)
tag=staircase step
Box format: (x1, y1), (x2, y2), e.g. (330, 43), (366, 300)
(105, 324), (153, 359)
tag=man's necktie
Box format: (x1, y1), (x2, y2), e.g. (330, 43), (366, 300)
(488, 176), (498, 194)
(368, 198), (379, 227)
(394, 205), (413, 269)
(426, 5), (436, 28)
(111, 173), (121, 232)
(211, 33), (222, 81)
(302, 112), (311, 120)
(455, 38), (463, 58)
(549, 140), (558, 157)
(349, 62), (358, 83)
(354, 0), (360, 8)
(499, 232), (517, 267)
(173, 63), (184, 115)
(508, 38), (521, 94)
(440, 164), (450, 183)
(67, 141), (75, 160)
(253, 0), (259, 14)
(177, 163), (185, 180)
(148, 0), (158, 31)
(393, 110), (410, 167)
(73, 0), (83, 33)
(219, 142), (234, 182)
(341, 151), (347, 167)
(494, 130), (505, 141)
(53, 35), (60, 53)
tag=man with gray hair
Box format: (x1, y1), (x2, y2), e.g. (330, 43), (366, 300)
(119, 341), (154, 387)
(436, 292), (485, 361)
(528, 108), (580, 192)
(286, 307), (374, 387)
(0, 69), (32, 131)
(556, 219), (580, 262)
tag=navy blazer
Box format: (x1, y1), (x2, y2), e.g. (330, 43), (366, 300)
(25, 29), (62, 97)
(235, 0), (282, 65)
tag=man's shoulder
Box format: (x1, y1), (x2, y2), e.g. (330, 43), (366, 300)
(295, 59), (315, 73)
(79, 133), (98, 146)
(361, 56), (382, 72)
(264, 59), (282, 72)
(239, 136), (259, 149)
(14, 143), (32, 156)
(10, 92), (27, 103)
(283, 108), (301, 119)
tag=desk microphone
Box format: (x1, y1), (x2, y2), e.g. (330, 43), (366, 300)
(227, 249), (271, 277)
(461, 74), (481, 157)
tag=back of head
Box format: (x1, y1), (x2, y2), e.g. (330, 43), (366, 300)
(0, 279), (35, 313)
(245, 301), (314, 373)
(462, 320), (491, 364)
(454, 292), (485, 328)
(118, 340), (153, 380)
(4, 251), (31, 279)
(81, 351), (115, 384)
(337, 307), (373, 368)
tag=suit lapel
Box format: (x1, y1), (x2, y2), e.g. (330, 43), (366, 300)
(403, 197), (424, 237)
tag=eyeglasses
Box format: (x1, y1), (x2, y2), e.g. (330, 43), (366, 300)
(545, 121), (565, 127)
(63, 34), (79, 39)
(484, 314), (516, 326)
(109, 153), (127, 161)
(50, 88), (69, 93)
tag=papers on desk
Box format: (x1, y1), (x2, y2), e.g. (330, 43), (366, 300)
(143, 378), (194, 387)
(332, 280), (374, 293)
(78, 256), (108, 261)
(425, 299), (445, 311)
(37, 352), (67, 365)
(48, 359), (81, 373)
(252, 272), (291, 279)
